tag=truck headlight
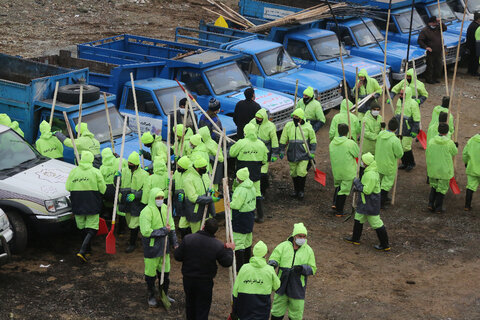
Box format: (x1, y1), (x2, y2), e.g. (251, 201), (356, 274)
(45, 196), (70, 214)
(400, 59), (406, 73)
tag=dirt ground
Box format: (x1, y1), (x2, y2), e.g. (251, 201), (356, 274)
(1, 0), (480, 319)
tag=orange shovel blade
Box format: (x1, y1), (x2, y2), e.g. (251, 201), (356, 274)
(417, 130), (427, 150)
(106, 227), (116, 254)
(97, 218), (108, 236)
(314, 169), (326, 186)
(449, 177), (460, 194)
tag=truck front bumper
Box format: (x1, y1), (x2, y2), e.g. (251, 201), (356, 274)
(322, 94), (343, 111)
(29, 211), (74, 235)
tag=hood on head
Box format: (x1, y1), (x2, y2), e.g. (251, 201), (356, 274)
(39, 120), (52, 139)
(178, 156), (192, 170)
(292, 222), (308, 237)
(340, 99), (353, 113)
(332, 136), (348, 145)
(80, 150), (94, 165)
(75, 122), (91, 137)
(153, 156), (167, 174)
(303, 86), (314, 98)
(190, 134), (203, 147)
(362, 152), (375, 166)
(194, 157), (208, 169)
(244, 123), (257, 141)
(358, 68), (368, 78)
(101, 147), (115, 166)
(175, 124), (185, 137)
(198, 126), (211, 142)
(255, 108), (268, 123)
(291, 108), (305, 120)
(128, 151), (140, 166)
(0, 113), (12, 126)
(141, 131), (154, 145)
(148, 187), (164, 206)
(236, 167), (249, 181)
(253, 240), (268, 257)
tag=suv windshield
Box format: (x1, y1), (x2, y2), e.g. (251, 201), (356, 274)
(352, 21), (385, 46)
(395, 10), (426, 33)
(0, 129), (41, 171)
(74, 107), (132, 143)
(427, 3), (457, 22)
(257, 47), (298, 76)
(309, 35), (345, 61)
(205, 63), (251, 95)
(468, 0), (480, 12)
(155, 86), (187, 115)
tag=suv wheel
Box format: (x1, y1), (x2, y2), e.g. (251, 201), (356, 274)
(5, 210), (27, 253)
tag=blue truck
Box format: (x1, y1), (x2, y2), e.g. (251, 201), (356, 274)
(175, 27), (345, 112)
(77, 34), (296, 131)
(237, 0), (426, 81)
(181, 21), (391, 90)
(447, 0), (480, 20)
(32, 51), (237, 140)
(416, 0), (467, 37)
(0, 53), (141, 165)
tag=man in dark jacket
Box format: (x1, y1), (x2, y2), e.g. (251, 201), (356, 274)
(418, 16), (448, 84)
(174, 218), (235, 320)
(233, 87), (261, 139)
(466, 12), (480, 76)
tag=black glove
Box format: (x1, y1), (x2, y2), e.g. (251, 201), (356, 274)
(293, 265), (303, 273)
(54, 131), (67, 143)
(455, 142), (459, 148)
(267, 260), (278, 268)
(151, 228), (168, 237)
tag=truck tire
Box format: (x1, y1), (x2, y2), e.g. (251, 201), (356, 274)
(57, 84), (101, 104)
(5, 210), (27, 254)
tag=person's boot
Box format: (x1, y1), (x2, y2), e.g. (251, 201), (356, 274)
(380, 190), (389, 209)
(290, 177), (298, 198)
(374, 226), (390, 251)
(244, 246), (252, 265)
(77, 228), (95, 263)
(85, 228), (95, 257)
(260, 173), (269, 198)
(157, 271), (175, 303)
(255, 197), (265, 223)
(405, 151), (416, 172)
(331, 187), (339, 210)
(344, 219), (363, 245)
(427, 187), (436, 212)
(117, 215), (127, 235)
(465, 189), (474, 211)
(335, 195), (347, 217)
(270, 316), (284, 320)
(145, 275), (158, 307)
(434, 192), (445, 213)
(297, 176), (306, 200)
(235, 249), (245, 272)
(125, 227), (139, 253)
(398, 153), (408, 170)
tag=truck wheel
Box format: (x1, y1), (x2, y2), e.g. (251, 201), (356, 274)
(57, 84), (101, 104)
(5, 210), (27, 254)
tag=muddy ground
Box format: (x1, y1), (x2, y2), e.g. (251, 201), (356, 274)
(1, 0), (480, 319)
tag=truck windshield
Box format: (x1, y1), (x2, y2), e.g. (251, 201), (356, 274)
(427, 3), (457, 22)
(0, 129), (41, 171)
(256, 47), (298, 76)
(205, 63), (251, 95)
(468, 0), (480, 12)
(394, 10), (426, 33)
(154, 86), (187, 115)
(351, 21), (385, 47)
(309, 35), (345, 61)
(74, 107), (132, 143)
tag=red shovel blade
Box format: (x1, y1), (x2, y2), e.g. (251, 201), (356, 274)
(97, 218), (108, 236)
(314, 169), (326, 186)
(355, 157), (359, 164)
(417, 130), (427, 150)
(449, 177), (460, 194)
(105, 225), (116, 254)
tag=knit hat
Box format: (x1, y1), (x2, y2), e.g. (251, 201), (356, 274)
(128, 151), (140, 166)
(190, 134), (203, 147)
(141, 131), (154, 145)
(236, 167), (250, 181)
(253, 241), (268, 257)
(292, 222), (308, 236)
(244, 87), (255, 100)
(361, 152), (375, 166)
(303, 86), (314, 98)
(177, 156), (192, 170)
(208, 98), (220, 111)
(193, 157), (208, 169)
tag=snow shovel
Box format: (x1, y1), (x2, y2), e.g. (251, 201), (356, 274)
(97, 218), (108, 236)
(450, 177), (460, 195)
(297, 122), (326, 186)
(106, 115), (128, 254)
(417, 130), (427, 150)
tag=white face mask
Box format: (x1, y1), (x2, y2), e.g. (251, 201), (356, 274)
(179, 108), (186, 115)
(295, 238), (306, 246)
(155, 199), (164, 207)
(371, 110), (380, 117)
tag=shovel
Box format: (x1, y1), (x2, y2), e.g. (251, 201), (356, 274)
(97, 218), (108, 236)
(450, 177), (460, 195)
(106, 116), (128, 254)
(297, 122), (326, 186)
(417, 130), (427, 150)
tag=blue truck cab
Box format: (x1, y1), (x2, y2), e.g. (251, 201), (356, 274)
(0, 53), (139, 165)
(447, 0), (480, 20)
(175, 26), (344, 112)
(77, 34), (295, 131)
(324, 18), (428, 81)
(416, 0), (467, 37)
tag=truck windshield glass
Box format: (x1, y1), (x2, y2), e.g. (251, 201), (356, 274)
(205, 63), (251, 95)
(256, 47), (297, 76)
(73, 107), (132, 143)
(427, 3), (457, 21)
(351, 21), (385, 46)
(0, 130), (39, 171)
(395, 10), (425, 33)
(309, 35), (345, 61)
(155, 86), (187, 114)
(467, 0), (480, 12)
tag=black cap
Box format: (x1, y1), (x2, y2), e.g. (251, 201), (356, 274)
(438, 123), (449, 135)
(442, 96), (450, 108)
(204, 218), (218, 235)
(179, 97), (187, 107)
(208, 98), (220, 111)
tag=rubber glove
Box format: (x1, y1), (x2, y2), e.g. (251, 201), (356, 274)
(415, 98), (421, 104)
(411, 132), (418, 138)
(293, 265), (303, 273)
(279, 153), (284, 160)
(270, 156), (278, 163)
(309, 153), (315, 159)
(114, 170), (122, 177)
(138, 149), (145, 156)
(126, 193), (135, 202)
(212, 196), (221, 203)
(178, 193), (184, 202)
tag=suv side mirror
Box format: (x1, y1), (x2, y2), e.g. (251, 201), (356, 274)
(343, 35), (353, 46)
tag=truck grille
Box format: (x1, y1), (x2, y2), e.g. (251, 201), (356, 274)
(408, 57), (426, 70)
(445, 45), (459, 63)
(271, 104), (295, 131)
(318, 86), (342, 107)
(371, 72), (389, 86)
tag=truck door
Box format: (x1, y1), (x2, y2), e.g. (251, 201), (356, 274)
(123, 88), (164, 137)
(285, 39), (316, 69)
(179, 70), (211, 109)
(238, 56), (264, 87)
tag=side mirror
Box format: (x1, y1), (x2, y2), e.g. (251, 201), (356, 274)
(343, 36), (353, 46)
(145, 101), (158, 115)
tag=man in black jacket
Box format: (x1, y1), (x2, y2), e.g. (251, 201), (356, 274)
(417, 16), (447, 84)
(174, 218), (235, 320)
(466, 12), (480, 76)
(233, 87), (261, 139)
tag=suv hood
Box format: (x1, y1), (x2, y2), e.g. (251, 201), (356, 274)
(223, 87), (293, 114)
(358, 41), (425, 62)
(273, 67), (340, 91)
(0, 159), (74, 202)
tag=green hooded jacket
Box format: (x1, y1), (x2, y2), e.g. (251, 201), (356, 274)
(139, 188), (177, 258)
(142, 156), (169, 204)
(199, 126), (224, 162)
(392, 69), (428, 99)
(329, 99), (361, 141)
(279, 109), (317, 162)
(374, 130), (404, 175)
(427, 105), (454, 143)
(361, 110), (383, 155)
(119, 152), (149, 216)
(0, 113), (24, 137)
(426, 135), (458, 179)
(230, 178), (256, 213)
(354, 156), (381, 215)
(248, 108), (279, 155)
(329, 136), (359, 181)
(100, 147), (116, 185)
(183, 167), (213, 222)
(64, 123), (100, 156)
(35, 120), (64, 159)
(395, 87), (420, 136)
(355, 68), (382, 97)
(463, 134), (480, 177)
(295, 97), (326, 123)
